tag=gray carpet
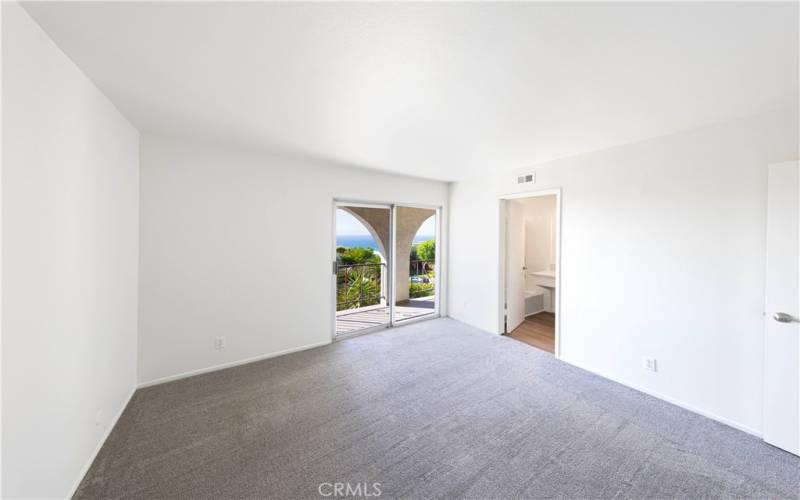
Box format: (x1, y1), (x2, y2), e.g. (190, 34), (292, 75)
(75, 319), (799, 499)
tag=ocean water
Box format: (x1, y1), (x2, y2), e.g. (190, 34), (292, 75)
(336, 234), (434, 249)
(336, 235), (379, 249)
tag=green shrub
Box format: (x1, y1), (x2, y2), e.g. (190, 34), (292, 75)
(336, 248), (383, 311)
(416, 240), (435, 261)
(409, 281), (435, 298)
(338, 246), (381, 265)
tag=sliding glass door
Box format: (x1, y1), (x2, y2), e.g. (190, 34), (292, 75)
(333, 202), (439, 338)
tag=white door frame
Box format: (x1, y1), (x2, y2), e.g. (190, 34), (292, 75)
(332, 200), (443, 341)
(498, 188), (562, 357)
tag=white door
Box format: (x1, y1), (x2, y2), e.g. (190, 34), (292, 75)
(505, 200), (526, 333)
(763, 161), (799, 455)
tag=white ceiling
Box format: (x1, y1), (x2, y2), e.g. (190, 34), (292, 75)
(23, 2), (799, 181)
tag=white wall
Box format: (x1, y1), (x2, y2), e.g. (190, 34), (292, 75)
(449, 109), (799, 434)
(138, 134), (448, 385)
(521, 196), (556, 276)
(518, 195), (557, 311)
(1, 3), (140, 498)
(0, 3), (5, 496)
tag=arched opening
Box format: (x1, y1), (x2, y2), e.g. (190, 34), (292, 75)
(336, 207), (388, 261)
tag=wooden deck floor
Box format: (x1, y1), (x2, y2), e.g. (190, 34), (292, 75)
(335, 299), (435, 336)
(508, 312), (555, 353)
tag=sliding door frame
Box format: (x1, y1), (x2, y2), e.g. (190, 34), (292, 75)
(332, 199), (443, 341)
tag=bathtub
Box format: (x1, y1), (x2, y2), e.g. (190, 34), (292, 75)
(524, 289), (544, 316)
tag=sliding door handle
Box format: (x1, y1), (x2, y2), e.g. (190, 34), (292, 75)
(773, 312), (800, 323)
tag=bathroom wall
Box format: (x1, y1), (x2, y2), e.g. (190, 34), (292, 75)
(522, 195), (557, 311)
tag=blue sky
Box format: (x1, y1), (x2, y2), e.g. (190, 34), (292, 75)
(336, 209), (435, 238)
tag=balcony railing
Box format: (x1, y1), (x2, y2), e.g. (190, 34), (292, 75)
(336, 262), (385, 311)
(336, 260), (437, 310)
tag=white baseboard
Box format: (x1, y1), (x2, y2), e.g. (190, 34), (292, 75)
(558, 356), (762, 438)
(67, 386), (136, 499)
(137, 340), (332, 389)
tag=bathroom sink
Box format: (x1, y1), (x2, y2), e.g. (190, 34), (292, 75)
(528, 270), (556, 288)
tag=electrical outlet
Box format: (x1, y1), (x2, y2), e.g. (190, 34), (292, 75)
(215, 336), (226, 349)
(644, 358), (658, 372)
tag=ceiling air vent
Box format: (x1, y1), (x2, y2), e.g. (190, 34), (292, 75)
(516, 172), (535, 185)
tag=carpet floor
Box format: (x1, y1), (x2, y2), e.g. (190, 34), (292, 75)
(75, 319), (799, 499)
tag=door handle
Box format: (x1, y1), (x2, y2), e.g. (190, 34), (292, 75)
(773, 312), (800, 323)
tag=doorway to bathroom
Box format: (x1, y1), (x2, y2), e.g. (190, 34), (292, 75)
(499, 190), (560, 355)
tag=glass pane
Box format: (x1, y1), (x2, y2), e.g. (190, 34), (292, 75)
(394, 207), (437, 322)
(335, 206), (391, 336)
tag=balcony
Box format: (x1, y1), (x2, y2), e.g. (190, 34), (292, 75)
(335, 261), (435, 336)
